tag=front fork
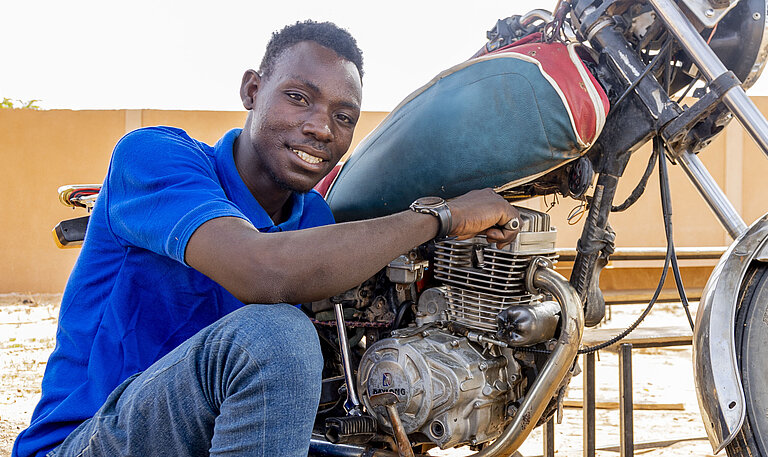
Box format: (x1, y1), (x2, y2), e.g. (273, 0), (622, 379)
(571, 0), (768, 451)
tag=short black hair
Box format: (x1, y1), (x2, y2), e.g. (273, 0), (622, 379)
(259, 20), (364, 80)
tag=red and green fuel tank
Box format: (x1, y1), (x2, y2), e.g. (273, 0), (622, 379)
(323, 36), (610, 221)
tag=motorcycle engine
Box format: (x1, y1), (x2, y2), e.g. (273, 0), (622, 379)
(357, 206), (559, 449)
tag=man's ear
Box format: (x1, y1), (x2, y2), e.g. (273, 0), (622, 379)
(240, 69), (261, 110)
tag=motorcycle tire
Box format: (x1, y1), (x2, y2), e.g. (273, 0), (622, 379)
(726, 265), (768, 457)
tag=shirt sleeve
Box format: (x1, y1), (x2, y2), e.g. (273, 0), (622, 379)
(104, 128), (249, 265)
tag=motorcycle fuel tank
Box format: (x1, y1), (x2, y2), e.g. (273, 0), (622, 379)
(325, 38), (609, 222)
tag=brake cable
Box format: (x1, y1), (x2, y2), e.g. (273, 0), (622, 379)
(611, 148), (658, 212)
(659, 45), (696, 331)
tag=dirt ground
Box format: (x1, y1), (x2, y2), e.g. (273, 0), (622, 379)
(0, 294), (715, 457)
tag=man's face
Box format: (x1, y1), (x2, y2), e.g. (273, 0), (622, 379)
(242, 41), (362, 193)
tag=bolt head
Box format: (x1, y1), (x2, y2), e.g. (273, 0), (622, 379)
(705, 8), (715, 17)
(754, 12), (762, 20)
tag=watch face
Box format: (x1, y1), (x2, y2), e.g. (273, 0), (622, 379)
(415, 196), (444, 207)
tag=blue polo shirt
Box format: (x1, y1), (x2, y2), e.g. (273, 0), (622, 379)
(13, 127), (335, 457)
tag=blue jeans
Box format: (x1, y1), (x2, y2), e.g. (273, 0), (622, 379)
(48, 303), (323, 457)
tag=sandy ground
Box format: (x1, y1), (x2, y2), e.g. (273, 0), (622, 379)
(0, 294), (715, 457)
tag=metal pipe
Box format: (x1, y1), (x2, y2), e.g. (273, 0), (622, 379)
(519, 9), (554, 26)
(722, 92), (768, 159)
(471, 260), (585, 456)
(309, 438), (403, 457)
(648, 0), (768, 158)
(383, 404), (415, 457)
(677, 150), (748, 239)
(558, 246), (727, 262)
(543, 418), (555, 457)
(583, 352), (597, 457)
(618, 344), (634, 457)
(333, 303), (362, 415)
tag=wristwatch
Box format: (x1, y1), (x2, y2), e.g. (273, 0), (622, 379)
(409, 196), (452, 240)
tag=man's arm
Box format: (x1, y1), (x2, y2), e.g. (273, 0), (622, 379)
(185, 188), (518, 304)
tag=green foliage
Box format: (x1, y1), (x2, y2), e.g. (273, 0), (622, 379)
(1, 97), (41, 110)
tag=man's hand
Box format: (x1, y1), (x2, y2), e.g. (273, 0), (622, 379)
(446, 188), (520, 248)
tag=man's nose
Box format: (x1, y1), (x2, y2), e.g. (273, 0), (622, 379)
(302, 110), (334, 142)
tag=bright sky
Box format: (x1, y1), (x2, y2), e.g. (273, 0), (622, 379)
(3, 0), (767, 112)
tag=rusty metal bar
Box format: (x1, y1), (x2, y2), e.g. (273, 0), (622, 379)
(558, 246), (727, 262)
(619, 344), (634, 457)
(583, 352), (596, 457)
(543, 417), (555, 457)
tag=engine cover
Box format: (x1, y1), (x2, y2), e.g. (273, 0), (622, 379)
(357, 327), (521, 448)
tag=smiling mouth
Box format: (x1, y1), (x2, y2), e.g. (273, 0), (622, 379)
(292, 148), (324, 165)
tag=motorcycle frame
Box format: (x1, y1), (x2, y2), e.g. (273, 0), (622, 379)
(569, 0), (768, 452)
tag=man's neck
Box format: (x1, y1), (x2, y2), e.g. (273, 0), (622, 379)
(233, 134), (293, 225)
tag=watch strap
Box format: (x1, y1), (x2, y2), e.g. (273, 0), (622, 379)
(409, 197), (452, 240)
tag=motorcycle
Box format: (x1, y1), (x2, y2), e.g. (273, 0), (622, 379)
(55, 1), (768, 455)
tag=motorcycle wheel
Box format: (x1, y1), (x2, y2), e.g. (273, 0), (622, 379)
(726, 265), (768, 457)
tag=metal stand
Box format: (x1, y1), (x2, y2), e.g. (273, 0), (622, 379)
(583, 352), (596, 457)
(619, 344), (634, 457)
(543, 417), (555, 457)
(580, 328), (694, 457)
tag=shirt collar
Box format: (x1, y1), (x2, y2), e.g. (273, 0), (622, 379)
(213, 128), (306, 232)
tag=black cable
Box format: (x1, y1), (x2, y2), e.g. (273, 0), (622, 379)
(658, 44), (696, 331)
(658, 141), (696, 330)
(611, 148), (658, 212)
(676, 74), (701, 104)
(610, 39), (671, 111)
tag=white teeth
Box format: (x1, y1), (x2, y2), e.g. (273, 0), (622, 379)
(293, 148), (323, 164)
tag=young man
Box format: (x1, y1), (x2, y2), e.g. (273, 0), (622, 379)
(14, 21), (518, 457)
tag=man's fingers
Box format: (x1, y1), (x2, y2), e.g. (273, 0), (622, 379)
(485, 226), (518, 248)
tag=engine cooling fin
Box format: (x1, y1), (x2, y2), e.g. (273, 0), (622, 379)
(433, 207), (558, 333)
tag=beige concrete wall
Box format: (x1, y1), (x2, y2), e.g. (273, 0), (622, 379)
(2, 103), (765, 292)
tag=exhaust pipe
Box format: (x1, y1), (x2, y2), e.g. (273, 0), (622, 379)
(472, 258), (584, 457)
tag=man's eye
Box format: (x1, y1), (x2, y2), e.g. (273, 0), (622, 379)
(336, 113), (355, 125)
(287, 93), (307, 104)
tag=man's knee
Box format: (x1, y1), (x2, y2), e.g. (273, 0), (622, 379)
(213, 304), (322, 375)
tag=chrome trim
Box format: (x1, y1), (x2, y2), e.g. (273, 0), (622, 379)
(519, 9), (554, 26)
(334, 303), (363, 415)
(471, 260), (584, 456)
(742, 0), (768, 89)
(693, 212), (768, 453)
